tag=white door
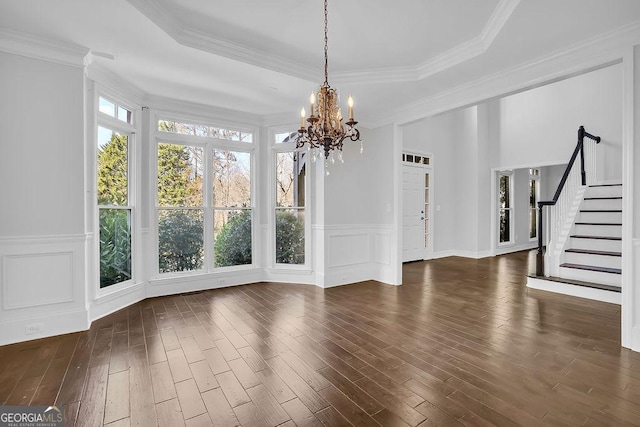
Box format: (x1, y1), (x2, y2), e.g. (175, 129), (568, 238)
(403, 164), (426, 262)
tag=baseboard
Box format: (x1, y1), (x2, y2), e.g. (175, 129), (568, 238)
(526, 276), (621, 304)
(0, 308), (89, 346)
(494, 243), (537, 256)
(90, 282), (146, 322)
(147, 269), (262, 298)
(430, 249), (494, 260)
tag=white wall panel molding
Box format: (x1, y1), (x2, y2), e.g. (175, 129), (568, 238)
(0, 235), (88, 345)
(0, 233), (87, 245)
(327, 233), (370, 268)
(2, 252), (74, 310)
(320, 224), (395, 287)
(0, 28), (89, 68)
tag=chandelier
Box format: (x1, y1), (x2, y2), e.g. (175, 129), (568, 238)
(296, 0), (361, 164)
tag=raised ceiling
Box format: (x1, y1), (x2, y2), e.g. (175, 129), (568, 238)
(0, 0), (639, 122)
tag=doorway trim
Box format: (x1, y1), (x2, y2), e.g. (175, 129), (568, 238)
(402, 150), (434, 262)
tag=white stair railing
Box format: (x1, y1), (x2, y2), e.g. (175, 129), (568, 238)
(536, 126), (601, 277)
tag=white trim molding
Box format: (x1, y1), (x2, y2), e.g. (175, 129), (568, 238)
(127, 0), (518, 85)
(0, 27), (89, 68)
(527, 276), (621, 305)
(0, 233), (89, 345)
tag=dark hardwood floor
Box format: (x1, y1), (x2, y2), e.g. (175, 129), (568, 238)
(1, 251), (638, 426)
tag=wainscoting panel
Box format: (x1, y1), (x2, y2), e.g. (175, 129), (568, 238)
(322, 225), (397, 288)
(328, 233), (370, 268)
(0, 234), (89, 345)
(373, 232), (391, 265)
(2, 251), (74, 309)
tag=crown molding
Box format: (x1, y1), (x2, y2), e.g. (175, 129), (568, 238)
(127, 0), (517, 85)
(334, 0), (519, 84)
(383, 19), (640, 126)
(86, 62), (146, 104)
(126, 0), (320, 82)
(144, 94), (263, 128)
(0, 27), (89, 68)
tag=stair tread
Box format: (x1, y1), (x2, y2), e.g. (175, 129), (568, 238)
(570, 234), (622, 240)
(575, 222), (621, 226)
(580, 209), (622, 212)
(565, 248), (622, 257)
(530, 275), (621, 292)
(584, 196), (622, 200)
(560, 263), (621, 274)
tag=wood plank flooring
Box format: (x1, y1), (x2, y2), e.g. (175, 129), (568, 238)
(1, 250), (638, 426)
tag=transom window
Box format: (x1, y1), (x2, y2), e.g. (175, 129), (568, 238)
(99, 96), (132, 124)
(158, 119), (252, 142)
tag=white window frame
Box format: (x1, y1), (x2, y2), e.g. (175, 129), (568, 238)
(95, 90), (139, 297)
(498, 171), (514, 246)
(152, 113), (257, 278)
(270, 128), (311, 271)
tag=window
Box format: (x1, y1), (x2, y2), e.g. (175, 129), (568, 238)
(157, 143), (204, 273)
(97, 96), (135, 289)
(275, 151), (306, 264)
(156, 118), (254, 274)
(499, 172), (513, 244)
(213, 150), (252, 267)
(529, 168), (540, 240)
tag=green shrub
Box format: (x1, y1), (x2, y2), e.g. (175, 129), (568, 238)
(99, 209), (131, 288)
(214, 210), (252, 267)
(276, 210), (305, 264)
(159, 210), (204, 273)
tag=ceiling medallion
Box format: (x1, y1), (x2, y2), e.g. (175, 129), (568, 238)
(296, 0), (361, 171)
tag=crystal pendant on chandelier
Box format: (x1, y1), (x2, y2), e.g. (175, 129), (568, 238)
(295, 0), (360, 160)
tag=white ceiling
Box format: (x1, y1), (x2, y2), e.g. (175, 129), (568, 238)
(1, 0), (639, 123)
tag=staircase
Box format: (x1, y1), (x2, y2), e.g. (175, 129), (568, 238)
(527, 127), (622, 304)
(558, 183), (622, 290)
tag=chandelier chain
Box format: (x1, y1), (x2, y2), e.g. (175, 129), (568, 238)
(324, 0), (329, 85)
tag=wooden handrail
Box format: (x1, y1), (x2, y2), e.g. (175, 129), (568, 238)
(535, 126), (601, 276)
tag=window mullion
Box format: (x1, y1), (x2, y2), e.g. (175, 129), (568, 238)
(204, 143), (214, 272)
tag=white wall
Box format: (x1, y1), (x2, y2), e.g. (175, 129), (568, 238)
(402, 105), (490, 257)
(0, 53), (85, 237)
(494, 64), (622, 182)
(0, 52), (89, 345)
(540, 164), (568, 201)
(402, 111), (456, 255)
(513, 168), (534, 248)
(318, 124), (397, 287)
